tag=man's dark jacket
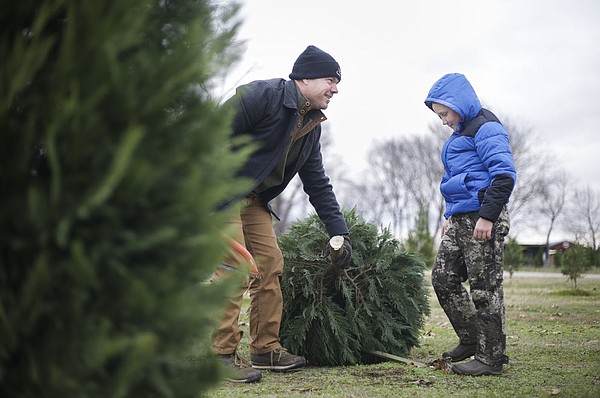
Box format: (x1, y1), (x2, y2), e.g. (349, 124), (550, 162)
(228, 78), (348, 237)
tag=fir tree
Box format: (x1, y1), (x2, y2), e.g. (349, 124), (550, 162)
(279, 209), (430, 366)
(559, 243), (591, 290)
(403, 206), (435, 268)
(504, 236), (524, 282)
(0, 1), (246, 397)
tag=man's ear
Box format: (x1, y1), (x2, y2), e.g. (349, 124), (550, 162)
(295, 79), (310, 95)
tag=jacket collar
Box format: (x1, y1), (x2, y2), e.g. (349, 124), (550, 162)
(284, 79), (299, 109)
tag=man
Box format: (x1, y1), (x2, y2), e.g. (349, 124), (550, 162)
(214, 45), (352, 383)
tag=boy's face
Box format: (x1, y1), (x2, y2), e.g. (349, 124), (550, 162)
(298, 77), (339, 110)
(432, 103), (462, 132)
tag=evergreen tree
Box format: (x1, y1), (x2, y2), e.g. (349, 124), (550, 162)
(279, 209), (430, 366)
(403, 206), (435, 268)
(0, 1), (246, 397)
(504, 236), (524, 281)
(559, 243), (591, 290)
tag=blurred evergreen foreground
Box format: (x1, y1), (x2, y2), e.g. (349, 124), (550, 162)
(0, 1), (248, 397)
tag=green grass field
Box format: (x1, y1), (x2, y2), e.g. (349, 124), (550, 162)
(205, 273), (600, 398)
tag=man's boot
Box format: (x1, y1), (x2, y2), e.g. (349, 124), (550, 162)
(251, 347), (306, 371)
(219, 351), (262, 383)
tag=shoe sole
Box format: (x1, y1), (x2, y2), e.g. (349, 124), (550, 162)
(451, 366), (503, 376)
(226, 373), (262, 383)
(251, 361), (306, 372)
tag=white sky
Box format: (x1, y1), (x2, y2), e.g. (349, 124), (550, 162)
(218, 0), (600, 242)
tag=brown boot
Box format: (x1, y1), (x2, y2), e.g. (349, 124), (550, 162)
(251, 347), (306, 371)
(219, 351), (262, 383)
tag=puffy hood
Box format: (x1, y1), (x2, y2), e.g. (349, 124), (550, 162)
(424, 73), (482, 128)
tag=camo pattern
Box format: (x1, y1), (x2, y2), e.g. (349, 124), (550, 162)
(432, 207), (510, 367)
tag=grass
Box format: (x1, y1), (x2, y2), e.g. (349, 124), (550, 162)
(204, 274), (600, 398)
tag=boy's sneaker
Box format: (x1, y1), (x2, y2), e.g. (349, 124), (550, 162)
(452, 359), (503, 376)
(251, 347), (306, 371)
(442, 343), (476, 362)
(219, 352), (262, 383)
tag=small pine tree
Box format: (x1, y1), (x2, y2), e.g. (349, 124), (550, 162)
(279, 209), (430, 366)
(1, 1), (246, 397)
(504, 236), (524, 281)
(591, 247), (600, 268)
(403, 206), (435, 268)
(560, 243), (591, 289)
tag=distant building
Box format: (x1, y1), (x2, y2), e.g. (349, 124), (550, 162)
(520, 241), (574, 267)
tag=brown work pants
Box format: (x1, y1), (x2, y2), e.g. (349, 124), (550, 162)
(211, 196), (284, 355)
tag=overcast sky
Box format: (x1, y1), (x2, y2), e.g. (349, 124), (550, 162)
(218, 0), (600, 241)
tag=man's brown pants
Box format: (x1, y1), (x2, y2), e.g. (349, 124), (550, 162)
(211, 197), (284, 355)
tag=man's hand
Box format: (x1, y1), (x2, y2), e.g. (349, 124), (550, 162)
(324, 235), (352, 268)
(335, 235), (352, 268)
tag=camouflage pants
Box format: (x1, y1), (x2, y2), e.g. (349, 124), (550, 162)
(432, 207), (510, 367)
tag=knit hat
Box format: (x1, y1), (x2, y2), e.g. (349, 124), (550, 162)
(289, 45), (341, 82)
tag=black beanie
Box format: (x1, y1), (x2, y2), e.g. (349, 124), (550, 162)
(289, 45), (341, 82)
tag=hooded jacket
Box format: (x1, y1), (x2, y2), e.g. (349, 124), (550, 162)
(228, 78), (348, 237)
(425, 73), (516, 221)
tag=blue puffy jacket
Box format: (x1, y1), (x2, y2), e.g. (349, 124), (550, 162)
(425, 73), (516, 221)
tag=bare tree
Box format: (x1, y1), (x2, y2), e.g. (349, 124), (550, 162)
(424, 123), (450, 234)
(537, 172), (569, 265)
(361, 127), (445, 238)
(568, 186), (600, 252)
(365, 138), (412, 236)
(501, 117), (550, 228)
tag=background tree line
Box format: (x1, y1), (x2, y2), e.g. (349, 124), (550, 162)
(271, 116), (600, 269)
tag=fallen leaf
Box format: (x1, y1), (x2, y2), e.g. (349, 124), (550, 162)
(428, 358), (452, 372)
(409, 378), (433, 386)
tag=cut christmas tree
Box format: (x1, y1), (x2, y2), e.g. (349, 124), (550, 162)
(279, 209), (430, 366)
